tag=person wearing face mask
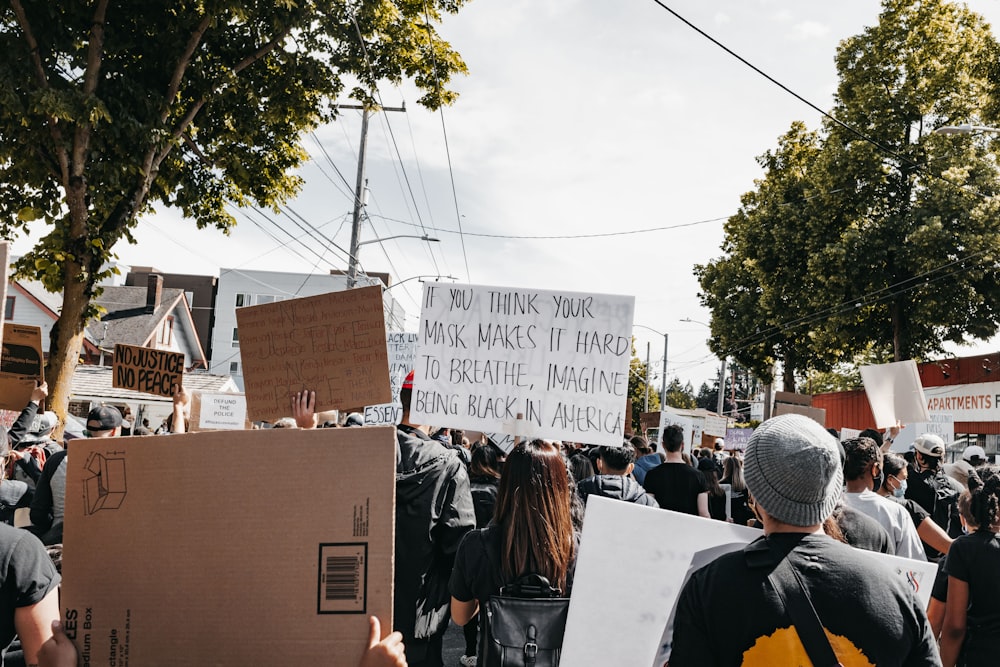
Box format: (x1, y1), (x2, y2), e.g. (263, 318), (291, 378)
(879, 452), (953, 561)
(841, 437), (927, 561)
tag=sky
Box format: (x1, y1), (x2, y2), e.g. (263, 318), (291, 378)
(11, 0), (1000, 392)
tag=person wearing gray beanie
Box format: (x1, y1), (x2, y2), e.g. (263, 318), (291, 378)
(669, 414), (939, 666)
(743, 413), (844, 527)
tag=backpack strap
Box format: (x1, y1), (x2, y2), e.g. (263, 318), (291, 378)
(755, 537), (842, 667)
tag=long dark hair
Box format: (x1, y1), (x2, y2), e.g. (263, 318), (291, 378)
(721, 456), (746, 493)
(470, 442), (502, 480)
(495, 439), (575, 590)
(967, 465), (1000, 530)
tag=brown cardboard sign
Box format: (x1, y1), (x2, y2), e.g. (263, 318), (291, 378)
(111, 343), (184, 397)
(0, 323), (43, 411)
(236, 285), (391, 422)
(61, 426), (397, 666)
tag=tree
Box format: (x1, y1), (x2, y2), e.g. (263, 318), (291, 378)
(664, 377), (696, 410)
(627, 348), (660, 434)
(811, 0), (1000, 362)
(0, 1), (469, 426)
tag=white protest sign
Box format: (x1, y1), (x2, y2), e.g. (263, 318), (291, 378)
(860, 360), (930, 428)
(840, 427), (862, 441)
(411, 283), (634, 447)
(364, 332), (418, 426)
(192, 392), (248, 431)
(703, 414), (728, 438)
(658, 411), (693, 451)
(561, 497), (939, 667)
(890, 414), (955, 453)
(690, 416), (704, 447)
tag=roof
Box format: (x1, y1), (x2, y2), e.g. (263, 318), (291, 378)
(87, 286), (185, 349)
(13, 279), (63, 315)
(71, 365), (239, 403)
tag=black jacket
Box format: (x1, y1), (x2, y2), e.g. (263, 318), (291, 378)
(469, 475), (499, 528)
(394, 424), (475, 643)
(577, 474), (659, 508)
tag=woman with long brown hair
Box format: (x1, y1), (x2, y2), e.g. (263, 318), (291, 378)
(449, 439), (577, 633)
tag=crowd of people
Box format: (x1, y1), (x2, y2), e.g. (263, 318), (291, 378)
(1, 372), (999, 666)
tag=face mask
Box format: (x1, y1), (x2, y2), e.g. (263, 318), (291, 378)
(893, 478), (907, 498)
(872, 465), (884, 492)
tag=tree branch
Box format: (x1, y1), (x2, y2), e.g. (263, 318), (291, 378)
(160, 14), (213, 125)
(71, 0), (109, 178)
(9, 0), (69, 184)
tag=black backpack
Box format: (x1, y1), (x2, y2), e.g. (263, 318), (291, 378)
(479, 573), (569, 667)
(927, 471), (963, 540)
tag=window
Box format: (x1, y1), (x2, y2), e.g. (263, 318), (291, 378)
(231, 328), (239, 348)
(255, 294), (284, 305)
(235, 293), (251, 307)
(159, 316), (174, 345)
(229, 361), (241, 374)
(3, 296), (13, 320)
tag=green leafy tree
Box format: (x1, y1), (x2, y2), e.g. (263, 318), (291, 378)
(0, 0), (469, 425)
(664, 377), (696, 410)
(811, 0), (1000, 362)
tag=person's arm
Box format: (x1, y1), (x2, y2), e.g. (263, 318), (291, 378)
(927, 597), (945, 641)
(29, 452), (63, 531)
(917, 516), (952, 556)
(38, 620), (77, 667)
(880, 423), (902, 453)
(14, 587), (59, 667)
(696, 492), (710, 518)
(9, 383), (46, 449)
(170, 384), (188, 434)
(292, 390), (317, 429)
(940, 576), (969, 667)
(359, 616), (406, 667)
(450, 597), (479, 627)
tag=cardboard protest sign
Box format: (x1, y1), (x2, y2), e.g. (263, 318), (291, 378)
(659, 410), (694, 451)
(236, 285), (391, 422)
(561, 497), (938, 667)
(112, 343), (184, 398)
(860, 360), (930, 428)
(189, 391), (250, 431)
(364, 332), (418, 426)
(0, 323), (43, 411)
(61, 426), (396, 666)
(411, 283), (634, 447)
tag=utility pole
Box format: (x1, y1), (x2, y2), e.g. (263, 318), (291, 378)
(660, 334), (668, 408)
(716, 357), (727, 416)
(644, 341), (651, 412)
(341, 104), (406, 288)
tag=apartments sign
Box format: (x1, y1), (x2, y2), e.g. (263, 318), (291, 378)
(923, 382), (1000, 421)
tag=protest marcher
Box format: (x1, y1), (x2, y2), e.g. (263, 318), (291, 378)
(395, 371), (474, 667)
(449, 439), (577, 637)
(720, 455), (753, 527)
(577, 444), (658, 508)
(906, 434), (964, 556)
(944, 445), (987, 489)
(669, 414), (939, 666)
(630, 435), (661, 485)
(642, 425), (710, 517)
(567, 451), (595, 483)
(841, 437), (926, 560)
(696, 457), (727, 520)
(878, 453), (952, 558)
(940, 466), (1000, 666)
(0, 523), (60, 667)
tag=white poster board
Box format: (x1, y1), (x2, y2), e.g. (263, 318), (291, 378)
(194, 392), (248, 431)
(703, 414), (728, 438)
(840, 427), (862, 441)
(364, 332), (418, 426)
(561, 497), (939, 667)
(658, 411), (694, 451)
(860, 360), (930, 428)
(890, 414), (955, 453)
(690, 416), (705, 447)
(411, 283), (634, 447)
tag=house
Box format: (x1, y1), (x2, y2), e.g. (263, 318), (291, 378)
(125, 267), (218, 361)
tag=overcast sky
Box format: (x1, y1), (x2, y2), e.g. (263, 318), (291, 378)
(12, 0), (1000, 390)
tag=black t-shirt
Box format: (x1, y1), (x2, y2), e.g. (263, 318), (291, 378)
(642, 462), (707, 515)
(670, 533), (939, 666)
(834, 504), (894, 554)
(944, 530), (1000, 663)
(0, 524), (60, 661)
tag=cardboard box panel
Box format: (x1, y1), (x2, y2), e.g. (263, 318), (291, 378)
(0, 323), (43, 411)
(112, 343), (185, 398)
(61, 427), (396, 666)
(236, 286), (391, 422)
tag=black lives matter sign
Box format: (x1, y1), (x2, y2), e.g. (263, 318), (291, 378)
(112, 344), (184, 397)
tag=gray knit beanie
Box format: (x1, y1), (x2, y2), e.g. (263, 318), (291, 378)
(744, 414), (843, 527)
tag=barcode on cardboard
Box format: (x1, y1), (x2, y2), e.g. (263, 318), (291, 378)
(317, 543), (367, 614)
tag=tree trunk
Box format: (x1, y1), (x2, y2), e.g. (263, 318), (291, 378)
(782, 363), (796, 393)
(891, 299), (904, 361)
(46, 261), (90, 439)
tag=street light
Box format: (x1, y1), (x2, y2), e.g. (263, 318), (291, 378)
(347, 235), (441, 288)
(384, 274), (457, 292)
(680, 317), (728, 416)
(934, 124), (1000, 135)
